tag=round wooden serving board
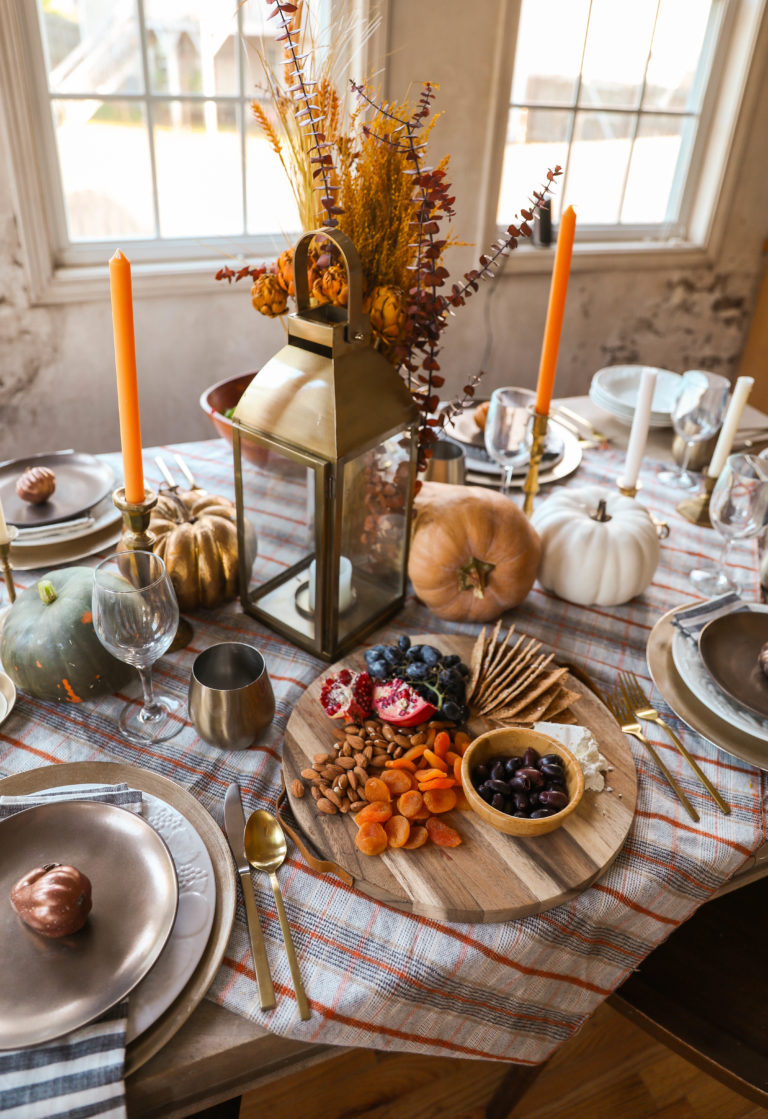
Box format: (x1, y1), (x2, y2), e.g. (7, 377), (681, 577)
(283, 635), (637, 923)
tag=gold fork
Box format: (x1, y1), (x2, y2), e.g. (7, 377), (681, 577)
(604, 689), (700, 823)
(619, 673), (730, 816)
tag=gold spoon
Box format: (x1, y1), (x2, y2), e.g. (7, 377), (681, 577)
(243, 809), (311, 1021)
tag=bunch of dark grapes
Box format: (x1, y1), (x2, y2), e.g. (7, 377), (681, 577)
(364, 635), (470, 723)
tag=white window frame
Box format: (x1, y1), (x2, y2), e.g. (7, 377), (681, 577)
(0, 0), (383, 304)
(0, 0), (764, 302)
(474, 0), (768, 275)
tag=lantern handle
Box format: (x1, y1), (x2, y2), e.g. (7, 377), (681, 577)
(293, 228), (368, 344)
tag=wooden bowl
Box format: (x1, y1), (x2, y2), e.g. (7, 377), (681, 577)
(200, 371), (267, 465)
(460, 727), (584, 837)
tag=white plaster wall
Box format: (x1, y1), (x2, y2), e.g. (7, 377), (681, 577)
(1, 0), (767, 462)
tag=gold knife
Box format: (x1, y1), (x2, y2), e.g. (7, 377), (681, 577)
(224, 783), (276, 1011)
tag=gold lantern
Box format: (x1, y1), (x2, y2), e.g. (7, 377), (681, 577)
(232, 229), (419, 661)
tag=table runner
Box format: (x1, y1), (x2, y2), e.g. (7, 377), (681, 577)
(0, 437), (765, 1067)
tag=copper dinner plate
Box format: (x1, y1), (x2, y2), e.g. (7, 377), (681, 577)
(0, 800), (178, 1049)
(699, 611), (768, 719)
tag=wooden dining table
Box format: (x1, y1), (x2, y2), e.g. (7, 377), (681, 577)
(3, 394), (767, 1119)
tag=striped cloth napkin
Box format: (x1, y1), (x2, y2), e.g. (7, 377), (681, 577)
(670, 591), (748, 640)
(0, 784), (142, 1119)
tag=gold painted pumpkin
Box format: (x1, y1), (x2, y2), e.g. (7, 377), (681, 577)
(138, 490), (255, 613)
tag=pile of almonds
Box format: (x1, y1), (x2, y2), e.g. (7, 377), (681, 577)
(294, 717), (449, 816)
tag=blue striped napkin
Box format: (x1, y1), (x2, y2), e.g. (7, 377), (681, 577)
(0, 784), (142, 1119)
(671, 591), (748, 640)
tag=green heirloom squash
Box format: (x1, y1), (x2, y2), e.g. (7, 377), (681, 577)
(0, 566), (133, 702)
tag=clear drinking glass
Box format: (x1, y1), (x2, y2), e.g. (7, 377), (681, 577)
(92, 551), (182, 744)
(483, 387), (537, 495)
(690, 454), (768, 596)
(658, 370), (730, 489)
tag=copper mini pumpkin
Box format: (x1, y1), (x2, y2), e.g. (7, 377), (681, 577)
(136, 490), (256, 613)
(11, 863), (93, 938)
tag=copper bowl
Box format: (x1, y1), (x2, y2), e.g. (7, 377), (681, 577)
(200, 372), (266, 464)
(460, 727), (584, 837)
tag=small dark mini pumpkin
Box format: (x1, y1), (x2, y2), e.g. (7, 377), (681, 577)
(0, 566), (133, 702)
(10, 863), (93, 938)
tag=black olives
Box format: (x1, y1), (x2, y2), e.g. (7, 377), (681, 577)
(470, 744), (572, 822)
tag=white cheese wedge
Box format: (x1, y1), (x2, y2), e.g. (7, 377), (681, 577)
(531, 722), (608, 792)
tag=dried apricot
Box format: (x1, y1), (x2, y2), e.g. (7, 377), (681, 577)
(354, 802), (393, 826)
(384, 758), (417, 771)
(415, 768), (449, 783)
(355, 822), (388, 855)
(425, 816), (462, 847)
(453, 731), (471, 755)
(454, 787), (472, 811)
(364, 776), (391, 802)
(433, 731), (451, 758)
(384, 815), (410, 848)
(423, 788), (457, 814)
(380, 769), (414, 796)
(453, 757), (463, 786)
(402, 825), (428, 850)
(397, 790), (425, 819)
(422, 749), (449, 773)
(418, 778), (456, 791)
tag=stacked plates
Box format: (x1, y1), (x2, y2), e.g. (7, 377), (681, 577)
(647, 605), (768, 771)
(442, 403), (583, 487)
(1, 453), (122, 570)
(589, 365), (681, 427)
(0, 762), (236, 1070)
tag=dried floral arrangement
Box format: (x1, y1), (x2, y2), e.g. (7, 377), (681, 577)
(217, 0), (562, 476)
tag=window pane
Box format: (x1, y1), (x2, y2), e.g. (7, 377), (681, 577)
(40, 0), (143, 95)
(621, 114), (687, 224)
(154, 100), (243, 237)
(497, 108), (570, 226)
(580, 0), (657, 110)
(567, 111), (633, 224)
(245, 101), (302, 236)
(144, 1), (238, 96)
(643, 0), (715, 112)
(53, 99), (154, 240)
(510, 0), (589, 106)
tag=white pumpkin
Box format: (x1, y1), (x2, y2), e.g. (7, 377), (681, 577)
(530, 485), (660, 606)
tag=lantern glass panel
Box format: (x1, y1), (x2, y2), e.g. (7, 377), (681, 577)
(337, 434), (411, 645)
(238, 442), (319, 641)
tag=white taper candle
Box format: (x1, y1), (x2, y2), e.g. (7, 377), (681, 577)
(706, 376), (754, 478)
(618, 368), (657, 490)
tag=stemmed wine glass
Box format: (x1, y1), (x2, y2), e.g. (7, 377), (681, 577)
(483, 387), (537, 495)
(689, 454), (768, 596)
(92, 551), (182, 744)
(658, 370), (730, 489)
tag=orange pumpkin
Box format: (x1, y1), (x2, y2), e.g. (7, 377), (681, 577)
(407, 482), (540, 622)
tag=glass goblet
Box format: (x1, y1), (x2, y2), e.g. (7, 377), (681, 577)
(483, 387), (537, 495)
(92, 550), (182, 744)
(658, 370), (730, 489)
(689, 454), (768, 596)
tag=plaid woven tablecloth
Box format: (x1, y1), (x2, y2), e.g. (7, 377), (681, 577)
(0, 437), (765, 1068)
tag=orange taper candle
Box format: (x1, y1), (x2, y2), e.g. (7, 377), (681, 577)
(534, 204), (576, 416)
(109, 249), (145, 504)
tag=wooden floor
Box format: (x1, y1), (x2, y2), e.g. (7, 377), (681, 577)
(239, 1003), (768, 1119)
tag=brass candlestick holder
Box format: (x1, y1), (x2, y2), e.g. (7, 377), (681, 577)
(676, 474), (716, 528)
(616, 479), (670, 539)
(112, 486), (158, 550)
(0, 526), (19, 604)
(112, 486), (193, 650)
(523, 411), (550, 517)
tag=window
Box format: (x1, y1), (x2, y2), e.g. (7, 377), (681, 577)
(2, 0), (353, 290)
(494, 0), (761, 246)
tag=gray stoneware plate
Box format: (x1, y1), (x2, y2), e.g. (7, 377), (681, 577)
(699, 611), (768, 720)
(0, 800), (178, 1048)
(0, 451), (115, 527)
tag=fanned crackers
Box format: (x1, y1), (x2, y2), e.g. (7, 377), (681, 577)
(465, 624), (581, 724)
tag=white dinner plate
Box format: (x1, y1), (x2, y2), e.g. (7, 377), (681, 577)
(671, 605), (768, 741)
(48, 784), (216, 1042)
(589, 365), (681, 427)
